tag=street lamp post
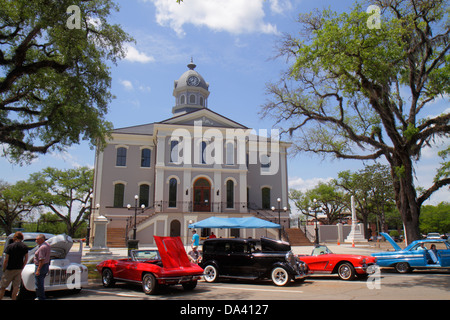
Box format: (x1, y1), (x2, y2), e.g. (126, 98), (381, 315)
(126, 195), (140, 257)
(126, 195), (139, 240)
(309, 198), (320, 245)
(271, 197), (287, 240)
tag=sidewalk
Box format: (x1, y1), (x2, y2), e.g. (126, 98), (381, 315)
(78, 240), (396, 263)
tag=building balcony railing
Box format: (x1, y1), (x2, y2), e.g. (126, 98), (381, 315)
(110, 201), (290, 221)
(114, 201), (292, 243)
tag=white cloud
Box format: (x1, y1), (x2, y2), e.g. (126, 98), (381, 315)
(138, 85), (151, 92)
(49, 150), (82, 168)
(147, 0), (282, 36)
(119, 79), (152, 93)
(288, 176), (333, 192)
(268, 0), (292, 14)
(120, 80), (134, 90)
(124, 44), (155, 63)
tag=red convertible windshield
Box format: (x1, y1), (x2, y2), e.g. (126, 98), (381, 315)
(132, 250), (161, 261)
(311, 245), (333, 256)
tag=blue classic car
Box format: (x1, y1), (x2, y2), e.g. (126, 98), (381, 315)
(372, 233), (450, 273)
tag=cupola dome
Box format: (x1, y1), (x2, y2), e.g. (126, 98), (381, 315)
(172, 59), (210, 115)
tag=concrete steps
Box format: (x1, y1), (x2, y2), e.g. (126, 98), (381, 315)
(107, 228), (126, 248)
(285, 228), (313, 246)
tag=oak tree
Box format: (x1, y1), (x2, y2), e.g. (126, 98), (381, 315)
(263, 0), (449, 243)
(0, 0), (132, 163)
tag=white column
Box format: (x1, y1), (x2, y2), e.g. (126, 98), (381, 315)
(239, 171), (247, 213)
(154, 134), (166, 212)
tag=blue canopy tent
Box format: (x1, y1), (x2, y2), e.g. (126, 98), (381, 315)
(188, 217), (281, 229)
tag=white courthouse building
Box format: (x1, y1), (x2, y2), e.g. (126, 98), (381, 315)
(90, 61), (291, 247)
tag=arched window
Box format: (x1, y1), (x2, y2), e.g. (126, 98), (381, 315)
(180, 95), (185, 104)
(226, 180), (234, 208)
(139, 184), (150, 207)
(189, 94), (196, 104)
(116, 147), (127, 166)
(141, 148), (151, 167)
(200, 96), (204, 106)
(168, 178), (177, 207)
(113, 183), (125, 207)
(261, 187), (271, 209)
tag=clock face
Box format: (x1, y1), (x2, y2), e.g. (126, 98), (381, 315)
(187, 75), (200, 86)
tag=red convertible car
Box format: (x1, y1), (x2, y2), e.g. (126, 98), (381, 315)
(96, 236), (204, 294)
(298, 245), (377, 280)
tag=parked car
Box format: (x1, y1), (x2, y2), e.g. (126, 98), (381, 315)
(200, 237), (308, 286)
(426, 232), (441, 239)
(0, 233), (88, 299)
(96, 236), (204, 295)
(372, 232), (450, 273)
(298, 245), (377, 280)
(2, 232), (55, 250)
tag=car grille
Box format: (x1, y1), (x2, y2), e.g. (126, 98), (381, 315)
(286, 251), (307, 275)
(286, 251), (300, 272)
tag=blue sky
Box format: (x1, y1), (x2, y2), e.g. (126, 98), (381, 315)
(1, 0), (448, 205)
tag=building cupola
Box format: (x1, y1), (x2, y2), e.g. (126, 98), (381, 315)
(172, 59), (210, 115)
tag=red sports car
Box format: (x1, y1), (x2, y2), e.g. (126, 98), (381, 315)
(298, 245), (377, 280)
(96, 236), (204, 294)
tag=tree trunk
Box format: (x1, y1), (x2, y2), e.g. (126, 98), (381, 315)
(390, 156), (421, 245)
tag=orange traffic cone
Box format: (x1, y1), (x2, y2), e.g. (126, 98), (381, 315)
(337, 239), (340, 245)
(352, 240), (355, 247)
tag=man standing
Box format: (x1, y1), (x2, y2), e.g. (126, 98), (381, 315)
(0, 232), (29, 300)
(191, 230), (200, 247)
(34, 234), (50, 300)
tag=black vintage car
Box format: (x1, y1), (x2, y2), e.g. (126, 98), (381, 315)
(200, 237), (308, 286)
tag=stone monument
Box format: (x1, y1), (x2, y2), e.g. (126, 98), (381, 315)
(345, 196), (367, 243)
(86, 214), (112, 256)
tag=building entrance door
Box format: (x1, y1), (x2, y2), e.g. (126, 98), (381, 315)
(193, 178), (211, 212)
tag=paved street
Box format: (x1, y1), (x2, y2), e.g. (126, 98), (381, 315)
(41, 268), (449, 301)
(3, 243), (448, 305)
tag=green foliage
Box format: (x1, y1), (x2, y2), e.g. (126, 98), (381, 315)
(0, 0), (133, 163)
(420, 202), (450, 234)
(0, 179), (37, 234)
(24, 212), (87, 238)
(263, 0), (450, 242)
(389, 230), (400, 238)
(27, 212), (67, 235)
(289, 180), (346, 224)
(435, 146), (450, 182)
(27, 166), (93, 237)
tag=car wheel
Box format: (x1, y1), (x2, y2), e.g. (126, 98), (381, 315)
(204, 265), (219, 283)
(271, 267), (291, 286)
(182, 280), (198, 291)
(142, 273), (158, 295)
(337, 262), (356, 281)
(395, 262), (411, 273)
(101, 268), (115, 287)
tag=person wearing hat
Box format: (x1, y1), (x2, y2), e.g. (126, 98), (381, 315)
(188, 246), (201, 264)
